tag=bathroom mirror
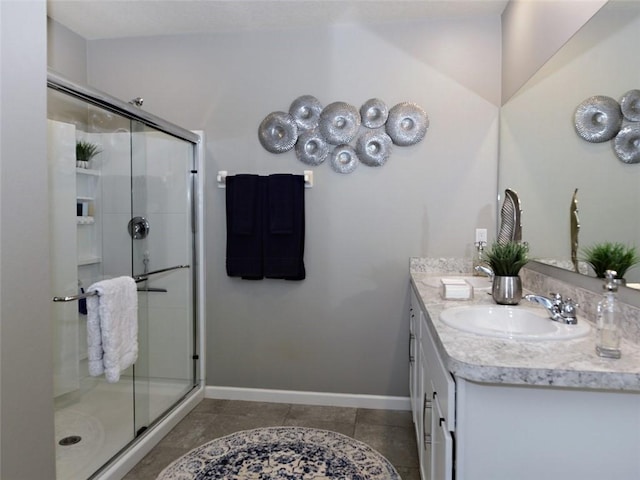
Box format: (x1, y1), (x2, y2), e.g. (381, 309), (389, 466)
(499, 0), (640, 285)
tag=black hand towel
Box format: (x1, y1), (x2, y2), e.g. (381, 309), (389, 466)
(225, 174), (264, 279)
(264, 174), (306, 280)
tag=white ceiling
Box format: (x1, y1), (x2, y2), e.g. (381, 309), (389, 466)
(47, 0), (509, 40)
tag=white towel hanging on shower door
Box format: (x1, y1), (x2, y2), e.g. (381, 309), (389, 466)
(86, 276), (138, 383)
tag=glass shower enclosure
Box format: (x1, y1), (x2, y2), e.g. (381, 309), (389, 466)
(47, 72), (202, 479)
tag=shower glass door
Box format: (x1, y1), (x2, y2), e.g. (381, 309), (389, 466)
(129, 121), (196, 434)
(50, 90), (138, 480)
(48, 83), (198, 480)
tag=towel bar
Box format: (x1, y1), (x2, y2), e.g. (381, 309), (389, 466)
(133, 264), (190, 282)
(52, 287), (167, 303)
(216, 171), (313, 189)
(52, 291), (98, 302)
(53, 264), (190, 302)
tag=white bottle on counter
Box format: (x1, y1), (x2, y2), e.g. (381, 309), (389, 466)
(595, 269), (622, 359)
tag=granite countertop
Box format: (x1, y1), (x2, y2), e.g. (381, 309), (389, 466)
(410, 272), (640, 392)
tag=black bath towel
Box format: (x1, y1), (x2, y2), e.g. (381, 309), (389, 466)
(264, 174), (306, 280)
(225, 174), (264, 279)
(225, 174), (306, 281)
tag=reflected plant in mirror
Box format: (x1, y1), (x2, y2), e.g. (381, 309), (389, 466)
(582, 242), (640, 281)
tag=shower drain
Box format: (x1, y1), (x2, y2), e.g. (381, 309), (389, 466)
(58, 435), (82, 446)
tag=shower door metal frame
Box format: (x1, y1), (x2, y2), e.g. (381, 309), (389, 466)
(47, 69), (205, 479)
(47, 68), (202, 381)
(47, 70), (200, 144)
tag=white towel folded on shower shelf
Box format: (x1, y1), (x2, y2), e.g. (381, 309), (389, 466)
(86, 276), (138, 383)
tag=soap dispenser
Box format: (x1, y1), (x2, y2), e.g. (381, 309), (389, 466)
(596, 269), (622, 359)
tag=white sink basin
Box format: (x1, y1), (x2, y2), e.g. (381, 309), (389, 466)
(439, 305), (591, 341)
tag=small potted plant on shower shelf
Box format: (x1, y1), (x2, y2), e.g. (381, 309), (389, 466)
(76, 140), (101, 169)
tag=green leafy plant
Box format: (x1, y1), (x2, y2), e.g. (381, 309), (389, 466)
(76, 140), (101, 162)
(582, 242), (639, 279)
(482, 241), (529, 276)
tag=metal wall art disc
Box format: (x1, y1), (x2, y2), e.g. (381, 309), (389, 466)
(295, 129), (329, 166)
(319, 102), (361, 145)
(574, 96), (622, 143)
(360, 98), (388, 129)
(355, 130), (392, 167)
(289, 95), (323, 131)
(613, 124), (640, 164)
(258, 111), (298, 153)
(620, 90), (640, 122)
(386, 102), (429, 146)
(329, 144), (359, 174)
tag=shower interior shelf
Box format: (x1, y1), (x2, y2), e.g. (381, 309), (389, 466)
(76, 167), (100, 176)
(78, 255), (101, 266)
(76, 162), (100, 268)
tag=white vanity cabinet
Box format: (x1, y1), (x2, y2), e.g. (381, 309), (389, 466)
(409, 280), (640, 480)
(410, 285), (454, 480)
(409, 288), (427, 476)
(422, 320), (454, 480)
(409, 287), (421, 422)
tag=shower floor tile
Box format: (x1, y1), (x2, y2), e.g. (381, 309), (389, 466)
(55, 378), (193, 480)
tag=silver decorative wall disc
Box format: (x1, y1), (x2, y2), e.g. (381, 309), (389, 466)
(620, 90), (640, 122)
(360, 98), (388, 129)
(613, 124), (640, 164)
(574, 96), (622, 143)
(319, 102), (361, 145)
(386, 102), (429, 146)
(295, 129), (329, 166)
(355, 130), (392, 167)
(329, 144), (359, 174)
(289, 95), (323, 131)
(258, 111), (298, 153)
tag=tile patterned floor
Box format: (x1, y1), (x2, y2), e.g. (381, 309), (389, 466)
(123, 399), (420, 480)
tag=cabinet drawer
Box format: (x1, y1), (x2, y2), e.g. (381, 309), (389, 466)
(432, 397), (454, 480)
(422, 320), (455, 427)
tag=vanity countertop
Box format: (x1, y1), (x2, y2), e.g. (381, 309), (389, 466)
(411, 272), (640, 392)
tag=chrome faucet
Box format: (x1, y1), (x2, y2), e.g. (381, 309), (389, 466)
(524, 293), (579, 325)
(474, 265), (494, 281)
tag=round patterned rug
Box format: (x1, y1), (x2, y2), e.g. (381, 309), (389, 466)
(157, 426), (401, 480)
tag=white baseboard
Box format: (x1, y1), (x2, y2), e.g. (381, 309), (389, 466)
(205, 385), (410, 411)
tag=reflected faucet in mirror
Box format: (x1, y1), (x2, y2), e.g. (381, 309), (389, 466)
(570, 188), (580, 273)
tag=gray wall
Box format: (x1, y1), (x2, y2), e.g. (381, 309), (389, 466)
(501, 0), (606, 104)
(0, 2), (611, 476)
(47, 17), (87, 84)
(86, 17), (500, 397)
(1, 1), (55, 478)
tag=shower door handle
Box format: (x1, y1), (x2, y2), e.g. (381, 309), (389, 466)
(137, 287), (168, 293)
(52, 265), (189, 301)
(133, 264), (190, 283)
